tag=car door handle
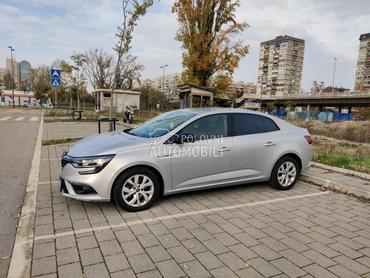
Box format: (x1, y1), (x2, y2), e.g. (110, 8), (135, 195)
(264, 141), (276, 147)
(216, 146), (231, 152)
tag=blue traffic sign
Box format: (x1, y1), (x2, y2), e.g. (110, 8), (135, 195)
(51, 78), (61, 88)
(51, 69), (61, 78)
(50, 68), (61, 88)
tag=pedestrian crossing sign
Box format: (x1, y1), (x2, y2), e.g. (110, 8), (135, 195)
(51, 78), (61, 88)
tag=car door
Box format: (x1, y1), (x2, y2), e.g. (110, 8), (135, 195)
(170, 114), (232, 190)
(230, 113), (282, 180)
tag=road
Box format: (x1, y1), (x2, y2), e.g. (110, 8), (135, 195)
(0, 108), (41, 277)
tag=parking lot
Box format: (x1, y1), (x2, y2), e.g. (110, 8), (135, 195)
(29, 138), (370, 278)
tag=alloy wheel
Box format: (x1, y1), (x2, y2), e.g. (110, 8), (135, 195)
(277, 161), (297, 187)
(121, 174), (154, 207)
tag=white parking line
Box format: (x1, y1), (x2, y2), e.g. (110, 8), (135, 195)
(34, 191), (330, 241)
(15, 116), (25, 121)
(30, 116), (39, 121)
(0, 116), (11, 121)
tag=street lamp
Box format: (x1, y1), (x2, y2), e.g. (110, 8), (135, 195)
(8, 46), (16, 108)
(160, 64), (168, 94)
(331, 57), (337, 94)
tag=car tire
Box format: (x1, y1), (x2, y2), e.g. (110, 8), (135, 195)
(113, 167), (160, 212)
(269, 156), (300, 190)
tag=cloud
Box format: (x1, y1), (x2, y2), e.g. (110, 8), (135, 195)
(0, 0), (368, 91)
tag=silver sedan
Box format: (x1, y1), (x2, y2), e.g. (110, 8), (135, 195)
(60, 108), (312, 211)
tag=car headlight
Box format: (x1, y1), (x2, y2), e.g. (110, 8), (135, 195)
(70, 154), (115, 175)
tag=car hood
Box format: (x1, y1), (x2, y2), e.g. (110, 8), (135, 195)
(67, 131), (149, 157)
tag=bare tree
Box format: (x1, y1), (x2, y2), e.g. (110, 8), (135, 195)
(108, 0), (153, 130)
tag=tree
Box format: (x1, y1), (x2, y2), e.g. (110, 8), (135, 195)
(213, 74), (232, 94)
(29, 66), (51, 102)
(108, 0), (153, 128)
(3, 71), (12, 90)
(172, 0), (249, 86)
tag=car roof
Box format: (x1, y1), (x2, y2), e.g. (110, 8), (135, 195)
(180, 107), (268, 117)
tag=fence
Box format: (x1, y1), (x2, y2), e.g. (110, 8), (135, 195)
(269, 110), (352, 122)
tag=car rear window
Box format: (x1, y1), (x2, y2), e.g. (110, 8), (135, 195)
(232, 113), (280, 136)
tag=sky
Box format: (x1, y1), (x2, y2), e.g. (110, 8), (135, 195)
(1, 0), (369, 91)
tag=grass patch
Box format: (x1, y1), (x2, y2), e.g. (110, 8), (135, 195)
(42, 137), (82, 146)
(313, 140), (370, 174)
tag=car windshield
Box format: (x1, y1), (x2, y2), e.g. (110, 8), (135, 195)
(128, 110), (197, 138)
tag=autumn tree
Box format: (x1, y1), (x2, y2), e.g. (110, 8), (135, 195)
(172, 0), (248, 87)
(3, 71), (13, 90)
(29, 66), (51, 102)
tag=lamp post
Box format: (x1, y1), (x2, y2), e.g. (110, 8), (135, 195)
(331, 57), (337, 94)
(160, 64), (168, 94)
(8, 46), (16, 108)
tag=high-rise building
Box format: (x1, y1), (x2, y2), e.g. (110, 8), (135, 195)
(354, 33), (370, 92)
(257, 35), (305, 97)
(6, 57), (19, 89)
(19, 60), (32, 85)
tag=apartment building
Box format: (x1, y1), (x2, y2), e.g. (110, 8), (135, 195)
(257, 35), (305, 97)
(354, 33), (370, 92)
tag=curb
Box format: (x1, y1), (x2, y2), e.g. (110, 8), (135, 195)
(311, 162), (370, 181)
(300, 173), (370, 201)
(7, 112), (43, 278)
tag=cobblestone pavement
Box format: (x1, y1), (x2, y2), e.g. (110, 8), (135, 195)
(31, 142), (370, 278)
(43, 121), (133, 140)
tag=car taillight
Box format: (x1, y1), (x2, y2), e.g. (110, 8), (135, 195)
(304, 135), (312, 144)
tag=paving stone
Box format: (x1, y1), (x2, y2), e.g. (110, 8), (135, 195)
(190, 228), (214, 241)
(157, 233), (181, 248)
(195, 251), (224, 270)
(181, 260), (211, 278)
(137, 233), (160, 248)
(83, 263), (110, 278)
(271, 258), (307, 278)
(32, 256), (57, 276)
(105, 253), (130, 272)
(303, 264), (338, 278)
(156, 259), (186, 278)
(94, 229), (116, 242)
(181, 238), (207, 254)
(213, 232), (239, 246)
(114, 229), (136, 243)
(110, 269), (136, 278)
(328, 264), (359, 278)
(58, 262), (82, 278)
(328, 242), (363, 259)
(56, 247), (79, 266)
(148, 223), (170, 235)
(250, 244), (281, 261)
(76, 235), (98, 250)
(233, 233), (259, 247)
(121, 240), (145, 257)
(301, 249), (336, 268)
(218, 252), (248, 271)
(279, 249), (312, 268)
(229, 244), (258, 261)
(33, 242), (55, 259)
(249, 258), (281, 278)
(136, 269), (163, 278)
(202, 239), (228, 255)
(128, 253), (155, 273)
(168, 245), (195, 263)
(146, 245), (172, 263)
(210, 266), (239, 278)
(80, 248), (103, 266)
(333, 255), (370, 275)
(99, 239), (122, 256)
(308, 242), (340, 258)
(235, 267), (264, 278)
(55, 235), (76, 250)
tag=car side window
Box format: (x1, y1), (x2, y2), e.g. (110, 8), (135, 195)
(233, 114), (279, 136)
(181, 114), (228, 140)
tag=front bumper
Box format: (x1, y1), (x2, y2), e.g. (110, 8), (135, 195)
(60, 163), (112, 202)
